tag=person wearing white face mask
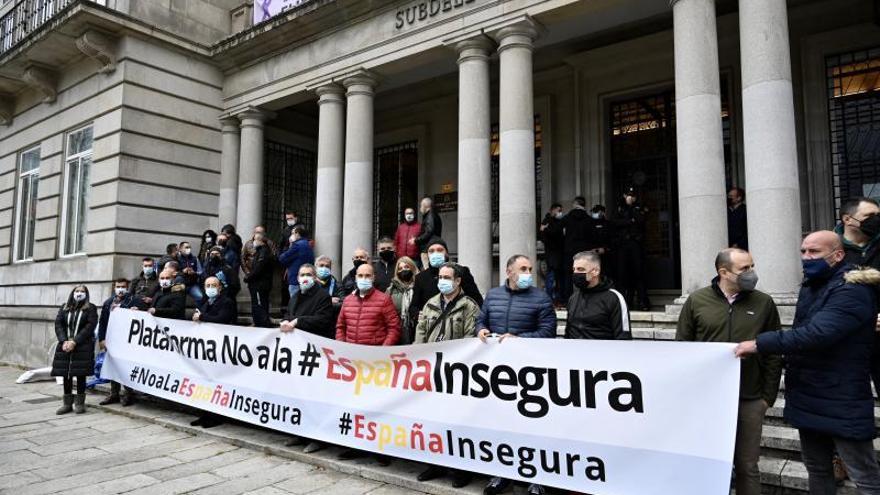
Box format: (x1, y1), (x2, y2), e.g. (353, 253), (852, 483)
(176, 241), (204, 304)
(243, 232), (276, 328)
(407, 239), (483, 325)
(140, 269), (186, 320)
(279, 225), (315, 298)
(131, 257), (159, 309)
(51, 285), (98, 415)
(97, 278), (136, 406)
(279, 263), (336, 452)
(476, 255), (555, 495)
(194, 276), (237, 325)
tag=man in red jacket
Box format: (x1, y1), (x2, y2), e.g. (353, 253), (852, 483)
(394, 207), (422, 268)
(336, 263), (400, 463)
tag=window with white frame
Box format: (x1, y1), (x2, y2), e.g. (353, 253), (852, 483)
(61, 125), (93, 256)
(13, 146), (40, 261)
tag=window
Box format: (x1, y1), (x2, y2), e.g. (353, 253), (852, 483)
(262, 141), (317, 243)
(13, 146), (39, 261)
(826, 47), (880, 217)
(61, 125), (93, 256)
(374, 142), (418, 244)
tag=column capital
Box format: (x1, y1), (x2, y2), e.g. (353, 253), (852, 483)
(492, 16), (544, 53)
(341, 69), (379, 97)
(219, 116), (241, 133)
(454, 35), (495, 64)
(235, 106), (274, 129)
(315, 83), (346, 104)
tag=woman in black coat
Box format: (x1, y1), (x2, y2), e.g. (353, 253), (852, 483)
(52, 285), (98, 414)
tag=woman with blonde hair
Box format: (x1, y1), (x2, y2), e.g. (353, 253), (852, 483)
(387, 256), (419, 344)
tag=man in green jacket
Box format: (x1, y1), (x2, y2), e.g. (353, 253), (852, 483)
(413, 262), (478, 488)
(676, 248), (783, 495)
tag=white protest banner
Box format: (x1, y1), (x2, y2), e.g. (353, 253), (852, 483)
(102, 308), (740, 494)
(253, 0), (309, 25)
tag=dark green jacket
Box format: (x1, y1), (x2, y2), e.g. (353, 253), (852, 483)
(676, 278), (783, 406)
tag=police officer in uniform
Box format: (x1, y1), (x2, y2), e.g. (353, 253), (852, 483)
(613, 187), (650, 310)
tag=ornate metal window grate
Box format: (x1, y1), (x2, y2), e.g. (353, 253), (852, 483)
(262, 141), (317, 244)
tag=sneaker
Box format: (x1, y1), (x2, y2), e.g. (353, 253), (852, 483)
(417, 465), (446, 482)
(527, 483), (545, 495)
(483, 477), (512, 495)
(99, 395), (120, 406)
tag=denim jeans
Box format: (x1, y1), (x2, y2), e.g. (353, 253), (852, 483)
(799, 428), (880, 494)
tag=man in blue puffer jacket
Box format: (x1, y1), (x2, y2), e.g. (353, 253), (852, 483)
(736, 230), (880, 493)
(476, 254), (555, 495)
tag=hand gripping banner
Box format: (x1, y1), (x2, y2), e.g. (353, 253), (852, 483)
(101, 308), (740, 494)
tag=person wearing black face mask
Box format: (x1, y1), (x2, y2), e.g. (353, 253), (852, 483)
(564, 251), (631, 341)
(677, 248), (782, 495)
(387, 256), (419, 343)
(373, 237), (396, 293)
(341, 248), (371, 295)
(736, 231), (880, 493)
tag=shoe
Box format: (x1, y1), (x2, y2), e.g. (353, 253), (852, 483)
(374, 454), (391, 466)
(450, 470), (472, 488)
(417, 465), (446, 482)
(483, 477), (512, 495)
(285, 436), (307, 447)
(303, 441), (325, 454)
(99, 394), (120, 406)
(527, 484), (545, 495)
(200, 414), (224, 428)
(121, 394), (135, 407)
(338, 449), (366, 460)
(73, 394), (86, 414)
(56, 394), (74, 415)
(190, 417), (204, 427)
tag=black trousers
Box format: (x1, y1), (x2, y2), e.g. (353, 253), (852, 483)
(63, 376), (86, 394)
(250, 286), (272, 327)
(615, 240), (650, 308)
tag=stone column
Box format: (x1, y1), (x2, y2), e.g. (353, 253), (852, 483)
(219, 117), (241, 228)
(314, 84), (346, 278)
(341, 71), (378, 261)
(671, 0), (728, 295)
(740, 0), (802, 295)
(456, 37), (494, 293)
(495, 21), (539, 279)
(236, 108), (272, 235)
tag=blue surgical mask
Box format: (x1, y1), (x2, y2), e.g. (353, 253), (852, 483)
(144, 266), (154, 276)
(205, 287), (219, 299)
(429, 252), (446, 268)
(356, 278), (373, 292)
(299, 276), (315, 291)
(316, 266), (331, 279)
(802, 257), (835, 281)
(437, 279), (454, 295)
(516, 273), (533, 289)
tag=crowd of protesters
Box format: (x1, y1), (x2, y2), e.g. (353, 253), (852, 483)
(48, 191), (880, 495)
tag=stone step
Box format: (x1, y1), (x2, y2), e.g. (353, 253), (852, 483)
(761, 424), (880, 458)
(766, 399), (880, 428)
(760, 457), (859, 494)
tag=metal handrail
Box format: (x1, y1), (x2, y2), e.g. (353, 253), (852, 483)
(0, 0), (72, 56)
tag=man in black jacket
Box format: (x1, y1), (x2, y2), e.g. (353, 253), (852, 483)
(564, 251), (631, 341)
(194, 277), (238, 325)
(414, 197), (442, 264)
(243, 232), (275, 327)
(408, 239), (483, 322)
(280, 263), (335, 452)
(728, 187), (749, 250)
(147, 269), (186, 320)
(202, 246), (241, 300)
(98, 278), (136, 406)
(131, 257), (159, 309)
(613, 187), (650, 310)
(341, 248), (371, 296)
(540, 203), (564, 305)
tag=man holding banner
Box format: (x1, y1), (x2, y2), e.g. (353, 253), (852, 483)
(677, 248), (782, 495)
(477, 254), (556, 495)
(736, 231), (880, 494)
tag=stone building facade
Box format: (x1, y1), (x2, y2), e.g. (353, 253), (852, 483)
(0, 0), (877, 367)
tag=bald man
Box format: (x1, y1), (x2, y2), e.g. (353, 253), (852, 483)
(147, 268), (186, 320)
(340, 247), (371, 296)
(194, 276), (237, 325)
(736, 231), (880, 493)
(336, 263), (401, 346)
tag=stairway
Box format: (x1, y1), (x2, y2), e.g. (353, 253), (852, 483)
(555, 306), (873, 494)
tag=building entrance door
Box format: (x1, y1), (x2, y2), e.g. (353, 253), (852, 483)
(609, 91), (680, 289)
(374, 142), (418, 246)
